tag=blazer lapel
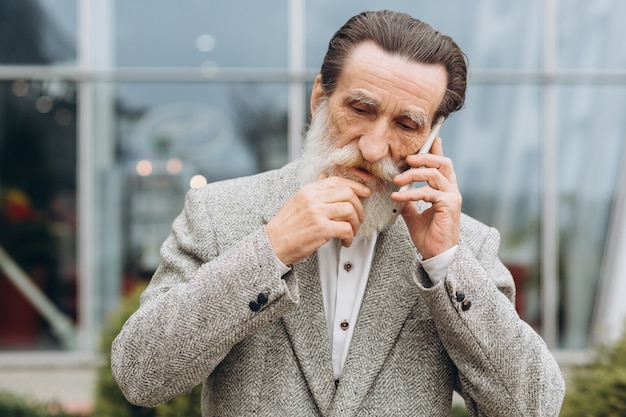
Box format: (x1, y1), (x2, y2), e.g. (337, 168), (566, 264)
(252, 160), (335, 416)
(281, 254), (337, 416)
(260, 161), (422, 415)
(260, 162), (336, 416)
(329, 221), (423, 417)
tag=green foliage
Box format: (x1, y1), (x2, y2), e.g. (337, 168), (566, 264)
(560, 330), (626, 416)
(451, 402), (470, 417)
(91, 282), (202, 417)
(0, 390), (80, 417)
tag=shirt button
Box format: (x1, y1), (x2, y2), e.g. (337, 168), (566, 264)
(340, 320), (349, 331)
(343, 262), (353, 272)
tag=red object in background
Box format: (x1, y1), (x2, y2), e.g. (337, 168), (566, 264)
(0, 275), (39, 346)
(4, 189), (37, 222)
(506, 264), (528, 316)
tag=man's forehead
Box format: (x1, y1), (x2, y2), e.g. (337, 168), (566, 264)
(334, 42), (447, 119)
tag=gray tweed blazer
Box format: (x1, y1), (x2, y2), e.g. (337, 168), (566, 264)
(112, 159), (564, 417)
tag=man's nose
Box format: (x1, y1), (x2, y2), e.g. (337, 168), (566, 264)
(357, 120), (391, 163)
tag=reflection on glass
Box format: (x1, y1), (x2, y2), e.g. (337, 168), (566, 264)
(558, 86), (626, 348)
(92, 81), (289, 320)
(190, 175), (208, 189)
(196, 34), (216, 53)
(114, 0), (288, 67)
(12, 80), (29, 97)
(442, 84), (543, 332)
(559, 0), (626, 70)
(0, 80), (77, 349)
(136, 160), (153, 177)
(166, 158), (183, 175)
(304, 0), (542, 70)
(0, 0), (621, 356)
(0, 0), (76, 65)
(35, 96), (54, 113)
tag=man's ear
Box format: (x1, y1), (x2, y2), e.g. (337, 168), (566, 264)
(310, 74), (325, 116)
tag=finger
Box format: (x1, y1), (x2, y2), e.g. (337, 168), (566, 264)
(398, 195), (427, 221)
(298, 180), (367, 225)
(397, 185), (462, 210)
(430, 136), (444, 157)
(340, 225), (358, 247)
(404, 136), (446, 168)
(393, 168), (448, 195)
(421, 168), (456, 192)
(327, 218), (357, 248)
(321, 175), (371, 198)
(303, 177), (369, 205)
(324, 190), (365, 221)
(398, 156), (457, 188)
(315, 178), (369, 222)
(326, 200), (363, 228)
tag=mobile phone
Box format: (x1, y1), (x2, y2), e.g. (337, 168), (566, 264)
(391, 116), (445, 214)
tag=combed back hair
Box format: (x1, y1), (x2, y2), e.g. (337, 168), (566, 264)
(320, 10), (468, 124)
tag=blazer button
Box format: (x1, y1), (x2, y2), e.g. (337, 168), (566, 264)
(461, 300), (472, 311)
(455, 291), (466, 302)
(257, 292), (269, 305)
(249, 300), (261, 312)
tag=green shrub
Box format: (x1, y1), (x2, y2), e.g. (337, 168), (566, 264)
(451, 402), (470, 417)
(91, 282), (201, 417)
(560, 330), (626, 416)
(0, 390), (80, 417)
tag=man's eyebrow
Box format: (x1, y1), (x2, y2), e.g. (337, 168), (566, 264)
(344, 91), (380, 107)
(401, 110), (430, 129)
(344, 90), (431, 128)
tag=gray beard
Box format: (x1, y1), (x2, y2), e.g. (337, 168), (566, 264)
(300, 101), (401, 238)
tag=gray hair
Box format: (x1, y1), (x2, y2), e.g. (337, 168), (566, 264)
(319, 10), (468, 124)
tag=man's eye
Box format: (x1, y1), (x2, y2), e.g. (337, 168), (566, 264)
(352, 105), (369, 114)
(398, 121), (417, 131)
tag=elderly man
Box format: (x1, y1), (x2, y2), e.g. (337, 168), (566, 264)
(112, 10), (565, 416)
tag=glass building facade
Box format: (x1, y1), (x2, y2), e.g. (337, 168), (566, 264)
(0, 0), (625, 365)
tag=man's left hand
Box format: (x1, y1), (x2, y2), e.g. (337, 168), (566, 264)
(391, 137), (461, 259)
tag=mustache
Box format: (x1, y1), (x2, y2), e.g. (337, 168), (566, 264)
(328, 146), (401, 183)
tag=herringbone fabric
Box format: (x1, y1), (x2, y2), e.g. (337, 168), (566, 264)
(112, 159), (565, 417)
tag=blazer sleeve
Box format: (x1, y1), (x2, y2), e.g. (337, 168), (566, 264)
(414, 222), (565, 417)
(111, 187), (300, 407)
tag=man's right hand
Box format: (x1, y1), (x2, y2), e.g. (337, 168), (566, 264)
(266, 174), (370, 266)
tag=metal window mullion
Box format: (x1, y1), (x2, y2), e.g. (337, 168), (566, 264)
(77, 0), (96, 353)
(541, 0), (560, 349)
(288, 0), (306, 161)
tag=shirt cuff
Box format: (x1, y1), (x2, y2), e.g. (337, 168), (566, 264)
(420, 245), (458, 284)
(273, 253), (292, 276)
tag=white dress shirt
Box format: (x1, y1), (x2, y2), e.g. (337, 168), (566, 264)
(317, 234), (457, 379)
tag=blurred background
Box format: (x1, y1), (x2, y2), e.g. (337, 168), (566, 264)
(0, 0), (625, 413)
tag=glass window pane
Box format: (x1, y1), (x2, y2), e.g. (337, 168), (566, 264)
(114, 1), (288, 67)
(559, 0), (626, 70)
(0, 0), (77, 65)
(305, 0), (543, 71)
(444, 84), (543, 331)
(0, 80), (78, 349)
(558, 85), (626, 348)
(95, 81), (289, 318)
